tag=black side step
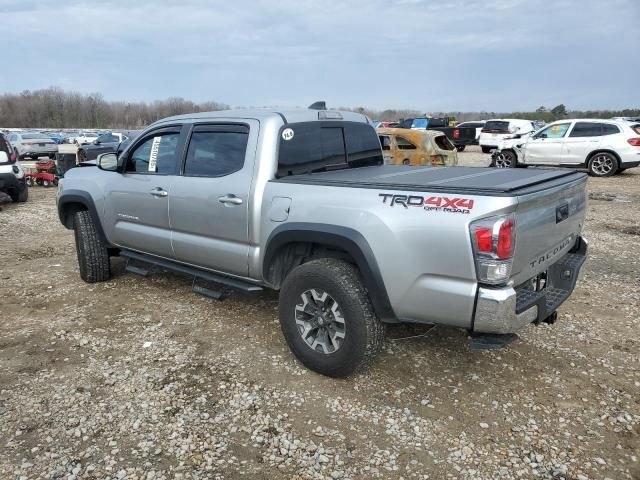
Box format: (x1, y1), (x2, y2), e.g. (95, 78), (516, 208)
(192, 279), (226, 301)
(469, 333), (519, 350)
(120, 250), (263, 294)
(125, 259), (154, 277)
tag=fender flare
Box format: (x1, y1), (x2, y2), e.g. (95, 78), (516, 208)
(57, 189), (112, 246)
(263, 223), (398, 323)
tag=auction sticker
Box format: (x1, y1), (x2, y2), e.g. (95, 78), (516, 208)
(148, 136), (162, 172)
(282, 128), (294, 141)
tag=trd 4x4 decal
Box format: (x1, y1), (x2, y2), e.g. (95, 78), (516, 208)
(379, 193), (475, 214)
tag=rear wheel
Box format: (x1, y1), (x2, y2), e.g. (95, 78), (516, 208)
(78, 149), (87, 163)
(491, 150), (517, 168)
(73, 210), (111, 283)
(587, 152), (617, 177)
(278, 258), (385, 377)
(455, 145), (466, 152)
(11, 186), (28, 203)
(481, 146), (492, 154)
(402, 159), (410, 165)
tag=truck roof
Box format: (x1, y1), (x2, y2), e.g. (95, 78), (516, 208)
(151, 109), (370, 127)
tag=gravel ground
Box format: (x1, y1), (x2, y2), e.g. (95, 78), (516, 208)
(1, 146), (638, 479)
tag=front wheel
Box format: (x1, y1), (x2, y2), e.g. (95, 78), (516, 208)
(491, 150), (517, 168)
(11, 186), (28, 203)
(73, 210), (111, 283)
(587, 152), (617, 177)
(278, 258), (385, 377)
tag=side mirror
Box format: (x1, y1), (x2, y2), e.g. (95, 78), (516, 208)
(93, 139), (100, 145)
(97, 153), (118, 171)
(535, 133), (547, 139)
(0, 151), (9, 163)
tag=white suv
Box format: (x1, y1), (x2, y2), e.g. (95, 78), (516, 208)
(491, 119), (640, 176)
(479, 119), (535, 153)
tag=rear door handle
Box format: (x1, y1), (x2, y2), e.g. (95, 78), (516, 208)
(150, 187), (168, 197)
(218, 195), (243, 205)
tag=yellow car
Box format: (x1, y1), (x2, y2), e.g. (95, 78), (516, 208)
(376, 128), (458, 166)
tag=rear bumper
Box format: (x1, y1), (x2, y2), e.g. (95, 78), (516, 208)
(473, 236), (587, 334)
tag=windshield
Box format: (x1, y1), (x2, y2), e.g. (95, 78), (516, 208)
(411, 119), (428, 129)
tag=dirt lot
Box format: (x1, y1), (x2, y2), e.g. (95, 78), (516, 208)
(1, 147), (638, 479)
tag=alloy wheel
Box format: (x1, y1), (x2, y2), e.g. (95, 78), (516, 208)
(591, 154), (613, 176)
(295, 288), (346, 354)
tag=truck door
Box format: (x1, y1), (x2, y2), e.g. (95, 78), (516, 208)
(168, 122), (257, 277)
(102, 126), (186, 258)
(522, 122), (571, 164)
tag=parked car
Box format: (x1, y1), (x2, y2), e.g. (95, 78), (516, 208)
(377, 128), (458, 166)
(74, 131), (100, 145)
(479, 119), (535, 153)
(47, 132), (66, 144)
(0, 132), (28, 202)
(454, 121), (485, 144)
(77, 132), (130, 162)
(58, 107), (588, 377)
(489, 119), (640, 176)
(8, 132), (58, 160)
(397, 117), (477, 151)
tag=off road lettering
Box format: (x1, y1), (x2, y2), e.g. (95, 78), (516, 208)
(379, 193), (474, 213)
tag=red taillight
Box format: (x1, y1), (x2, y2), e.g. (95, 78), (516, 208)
(453, 129), (460, 139)
(474, 228), (493, 253)
(627, 138), (640, 146)
(496, 218), (514, 259)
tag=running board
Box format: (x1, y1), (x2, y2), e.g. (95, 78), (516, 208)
(120, 250), (263, 294)
(469, 332), (519, 350)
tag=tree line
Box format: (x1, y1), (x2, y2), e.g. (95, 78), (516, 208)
(348, 104), (640, 123)
(0, 87), (229, 129)
(0, 87), (637, 129)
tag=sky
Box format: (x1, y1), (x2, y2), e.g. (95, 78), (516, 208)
(2, 0), (638, 112)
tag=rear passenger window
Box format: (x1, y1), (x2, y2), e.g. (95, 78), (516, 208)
(127, 132), (180, 174)
(601, 124), (620, 136)
(569, 122), (602, 137)
(396, 136), (416, 150)
(184, 128), (248, 177)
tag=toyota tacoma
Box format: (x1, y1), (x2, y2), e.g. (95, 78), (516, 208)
(57, 106), (588, 377)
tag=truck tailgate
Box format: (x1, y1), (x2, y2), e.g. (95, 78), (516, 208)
(510, 174), (587, 286)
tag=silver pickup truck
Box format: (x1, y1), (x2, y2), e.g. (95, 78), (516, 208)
(57, 107), (588, 377)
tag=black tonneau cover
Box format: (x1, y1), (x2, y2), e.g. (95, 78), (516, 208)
(273, 165), (587, 197)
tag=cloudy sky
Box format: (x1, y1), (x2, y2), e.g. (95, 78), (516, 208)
(2, 0), (638, 112)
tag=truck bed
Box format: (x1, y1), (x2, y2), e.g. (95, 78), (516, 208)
(273, 165), (586, 197)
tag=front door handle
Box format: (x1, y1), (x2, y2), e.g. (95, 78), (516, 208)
(150, 187), (168, 197)
(218, 195), (243, 205)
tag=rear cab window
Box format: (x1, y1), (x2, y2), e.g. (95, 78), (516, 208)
(277, 121), (382, 177)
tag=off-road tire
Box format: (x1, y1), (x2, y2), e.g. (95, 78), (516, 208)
(587, 152), (618, 177)
(279, 258), (385, 377)
(73, 210), (111, 283)
(455, 145), (466, 152)
(481, 146), (492, 154)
